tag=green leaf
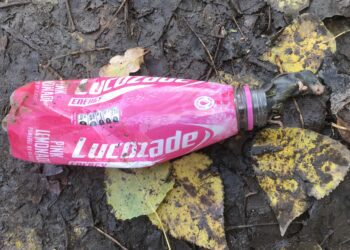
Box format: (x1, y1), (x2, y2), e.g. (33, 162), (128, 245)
(105, 162), (174, 220)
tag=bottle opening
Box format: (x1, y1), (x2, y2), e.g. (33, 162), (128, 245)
(234, 85), (268, 131)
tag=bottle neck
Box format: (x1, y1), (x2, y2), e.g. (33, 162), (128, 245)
(234, 85), (268, 131)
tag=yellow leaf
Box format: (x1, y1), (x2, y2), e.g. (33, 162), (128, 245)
(99, 47), (146, 77)
(148, 153), (227, 249)
(252, 128), (350, 236)
(105, 162), (174, 220)
(261, 13), (336, 73)
(265, 0), (309, 14)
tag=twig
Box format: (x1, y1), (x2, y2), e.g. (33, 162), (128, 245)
(182, 16), (218, 76)
(95, 0), (128, 40)
(322, 29), (350, 44)
(65, 0), (76, 31)
(39, 63), (64, 80)
(124, 0), (130, 37)
(226, 221), (302, 231)
(339, 238), (350, 246)
(320, 229), (334, 247)
(226, 222), (279, 230)
(205, 37), (222, 81)
(331, 122), (350, 131)
(267, 6), (271, 32)
(228, 0), (242, 14)
(124, 0), (128, 22)
(50, 47), (111, 61)
(232, 15), (246, 40)
(94, 226), (128, 250)
(0, 1), (30, 9)
(247, 56), (278, 72)
(293, 98), (304, 128)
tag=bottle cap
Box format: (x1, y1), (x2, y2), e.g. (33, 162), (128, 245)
(235, 85), (268, 131)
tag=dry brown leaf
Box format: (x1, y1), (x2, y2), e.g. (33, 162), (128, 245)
(99, 47), (146, 77)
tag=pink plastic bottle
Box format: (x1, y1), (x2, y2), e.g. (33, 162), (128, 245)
(3, 76), (267, 168)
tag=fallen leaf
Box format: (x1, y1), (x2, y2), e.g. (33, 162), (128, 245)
(99, 47), (146, 77)
(105, 162), (174, 220)
(251, 128), (350, 236)
(265, 0), (309, 15)
(148, 153), (227, 249)
(261, 13), (336, 73)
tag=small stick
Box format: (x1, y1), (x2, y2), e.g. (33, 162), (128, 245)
(95, 0), (128, 39)
(267, 6), (271, 32)
(226, 222), (279, 230)
(182, 17), (218, 76)
(322, 29), (350, 44)
(39, 63), (64, 80)
(293, 98), (304, 128)
(65, 0), (76, 31)
(320, 229), (334, 247)
(339, 238), (350, 246)
(232, 15), (246, 40)
(331, 122), (350, 131)
(0, 1), (30, 9)
(94, 226), (128, 250)
(247, 56), (278, 72)
(124, 0), (130, 37)
(51, 47), (111, 61)
(205, 37), (222, 81)
(226, 221), (302, 231)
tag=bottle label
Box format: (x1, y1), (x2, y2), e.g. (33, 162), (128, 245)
(5, 76), (237, 168)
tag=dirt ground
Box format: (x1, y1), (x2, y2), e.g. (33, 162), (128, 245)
(1, 0), (350, 249)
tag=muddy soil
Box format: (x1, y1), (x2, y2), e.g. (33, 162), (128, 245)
(0, 0), (350, 249)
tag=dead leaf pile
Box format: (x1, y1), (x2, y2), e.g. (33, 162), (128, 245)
(261, 13), (336, 73)
(252, 128), (350, 235)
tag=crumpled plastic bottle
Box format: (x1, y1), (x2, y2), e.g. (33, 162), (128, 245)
(2, 76), (267, 168)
